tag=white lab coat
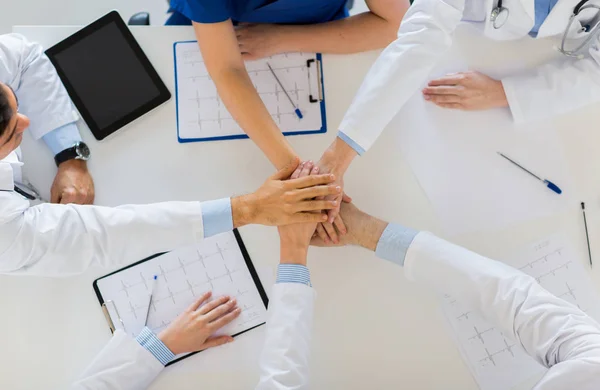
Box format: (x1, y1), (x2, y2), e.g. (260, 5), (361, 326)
(73, 232), (600, 389)
(339, 0), (600, 151)
(0, 33), (211, 276)
(72, 282), (316, 390)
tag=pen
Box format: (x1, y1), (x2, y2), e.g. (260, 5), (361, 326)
(144, 275), (158, 326)
(497, 152), (562, 195)
(266, 62), (303, 119)
(582, 202), (593, 268)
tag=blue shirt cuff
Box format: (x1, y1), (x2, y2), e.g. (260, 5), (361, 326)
(375, 223), (419, 267)
(41, 122), (82, 156)
(337, 131), (365, 156)
(136, 327), (175, 366)
(201, 198), (233, 238)
(277, 264), (312, 286)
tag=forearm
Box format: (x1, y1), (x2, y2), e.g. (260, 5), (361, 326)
(214, 67), (297, 169)
(72, 330), (164, 390)
(275, 12), (398, 54)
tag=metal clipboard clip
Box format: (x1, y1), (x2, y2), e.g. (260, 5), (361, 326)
(101, 300), (126, 333)
(306, 58), (323, 103)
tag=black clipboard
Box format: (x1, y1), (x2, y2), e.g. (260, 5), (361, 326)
(92, 229), (269, 366)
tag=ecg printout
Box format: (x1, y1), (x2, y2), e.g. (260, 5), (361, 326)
(440, 233), (600, 390)
(96, 231), (267, 360)
(174, 41), (323, 141)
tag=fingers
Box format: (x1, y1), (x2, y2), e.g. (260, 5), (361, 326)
(423, 94), (461, 104)
(210, 307), (242, 330)
(323, 221), (339, 244)
(422, 85), (462, 95)
(299, 161), (314, 178)
(205, 298), (237, 322)
(334, 215), (347, 235)
(200, 335), (234, 350)
(342, 193), (352, 203)
(427, 73), (464, 86)
(287, 173), (335, 189)
(272, 157), (300, 180)
(291, 185), (341, 201)
(187, 291), (212, 312)
(316, 223), (329, 244)
(196, 294), (229, 315)
(290, 161), (304, 180)
(293, 199), (337, 212)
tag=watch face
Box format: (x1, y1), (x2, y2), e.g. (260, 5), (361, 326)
(75, 142), (91, 160)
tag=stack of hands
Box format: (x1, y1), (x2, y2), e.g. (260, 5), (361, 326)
(152, 155), (381, 356)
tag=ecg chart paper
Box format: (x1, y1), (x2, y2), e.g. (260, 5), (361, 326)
(96, 231), (267, 361)
(440, 233), (600, 390)
(174, 41), (323, 141)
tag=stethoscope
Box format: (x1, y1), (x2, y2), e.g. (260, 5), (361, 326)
(490, 0), (600, 57)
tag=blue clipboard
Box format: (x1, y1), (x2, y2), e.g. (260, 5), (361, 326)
(173, 40), (327, 144)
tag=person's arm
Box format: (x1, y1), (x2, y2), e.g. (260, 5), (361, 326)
(73, 292), (240, 390)
(193, 21), (296, 169)
(0, 34), (95, 204)
(336, 0), (464, 155)
(0, 160), (340, 276)
(236, 0), (408, 60)
(422, 33), (600, 120)
(0, 33), (78, 139)
(256, 162), (320, 390)
(317, 203), (600, 386)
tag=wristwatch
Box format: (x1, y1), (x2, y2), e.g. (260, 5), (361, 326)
(54, 141), (91, 167)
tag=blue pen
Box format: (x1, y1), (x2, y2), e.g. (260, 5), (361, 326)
(497, 152), (562, 195)
(266, 62), (303, 120)
(144, 275), (158, 326)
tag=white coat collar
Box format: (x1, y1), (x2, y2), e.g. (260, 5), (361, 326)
(0, 150), (23, 191)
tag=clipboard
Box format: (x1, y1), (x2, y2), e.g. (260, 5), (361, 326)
(173, 40), (327, 143)
(93, 229), (269, 366)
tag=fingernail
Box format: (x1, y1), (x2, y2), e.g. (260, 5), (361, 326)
(229, 337), (235, 343)
(335, 186), (341, 192)
(424, 95), (431, 100)
(322, 215), (327, 220)
(324, 238), (330, 243)
(236, 308), (242, 313)
(329, 174), (335, 180)
(331, 200), (337, 206)
(230, 298), (237, 304)
(314, 166), (319, 172)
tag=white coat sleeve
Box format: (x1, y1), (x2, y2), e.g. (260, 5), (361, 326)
(502, 34), (600, 123)
(255, 283), (316, 390)
(0, 33), (79, 139)
(404, 232), (600, 388)
(0, 197), (205, 276)
(71, 331), (164, 390)
(338, 0), (465, 152)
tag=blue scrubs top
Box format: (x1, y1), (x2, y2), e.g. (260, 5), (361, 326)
(168, 0), (348, 25)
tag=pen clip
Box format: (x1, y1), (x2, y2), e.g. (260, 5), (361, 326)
(306, 59), (323, 103)
(102, 300), (126, 334)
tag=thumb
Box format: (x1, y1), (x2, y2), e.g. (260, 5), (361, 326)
(342, 193), (352, 203)
(200, 336), (234, 350)
(271, 157), (300, 181)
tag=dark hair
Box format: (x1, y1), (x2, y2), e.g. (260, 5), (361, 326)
(0, 85), (14, 138)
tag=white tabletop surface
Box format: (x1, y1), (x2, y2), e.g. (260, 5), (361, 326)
(3, 24), (600, 390)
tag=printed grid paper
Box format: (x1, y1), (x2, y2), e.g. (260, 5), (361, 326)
(175, 41), (323, 140)
(96, 231), (267, 360)
(441, 233), (600, 390)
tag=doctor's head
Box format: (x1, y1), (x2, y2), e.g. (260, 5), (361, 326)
(0, 83), (30, 160)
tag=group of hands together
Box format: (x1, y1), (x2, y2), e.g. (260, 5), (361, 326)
(154, 157), (366, 357)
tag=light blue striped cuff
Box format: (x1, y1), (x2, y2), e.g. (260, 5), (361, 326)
(41, 122), (82, 155)
(375, 223), (419, 267)
(201, 197), (233, 238)
(136, 327), (175, 366)
(277, 264), (312, 286)
(337, 131), (365, 156)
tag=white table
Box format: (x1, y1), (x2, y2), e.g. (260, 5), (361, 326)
(3, 25), (600, 390)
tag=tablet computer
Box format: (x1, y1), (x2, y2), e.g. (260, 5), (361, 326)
(45, 11), (171, 140)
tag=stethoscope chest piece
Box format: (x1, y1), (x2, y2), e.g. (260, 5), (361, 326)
(491, 5), (510, 29)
